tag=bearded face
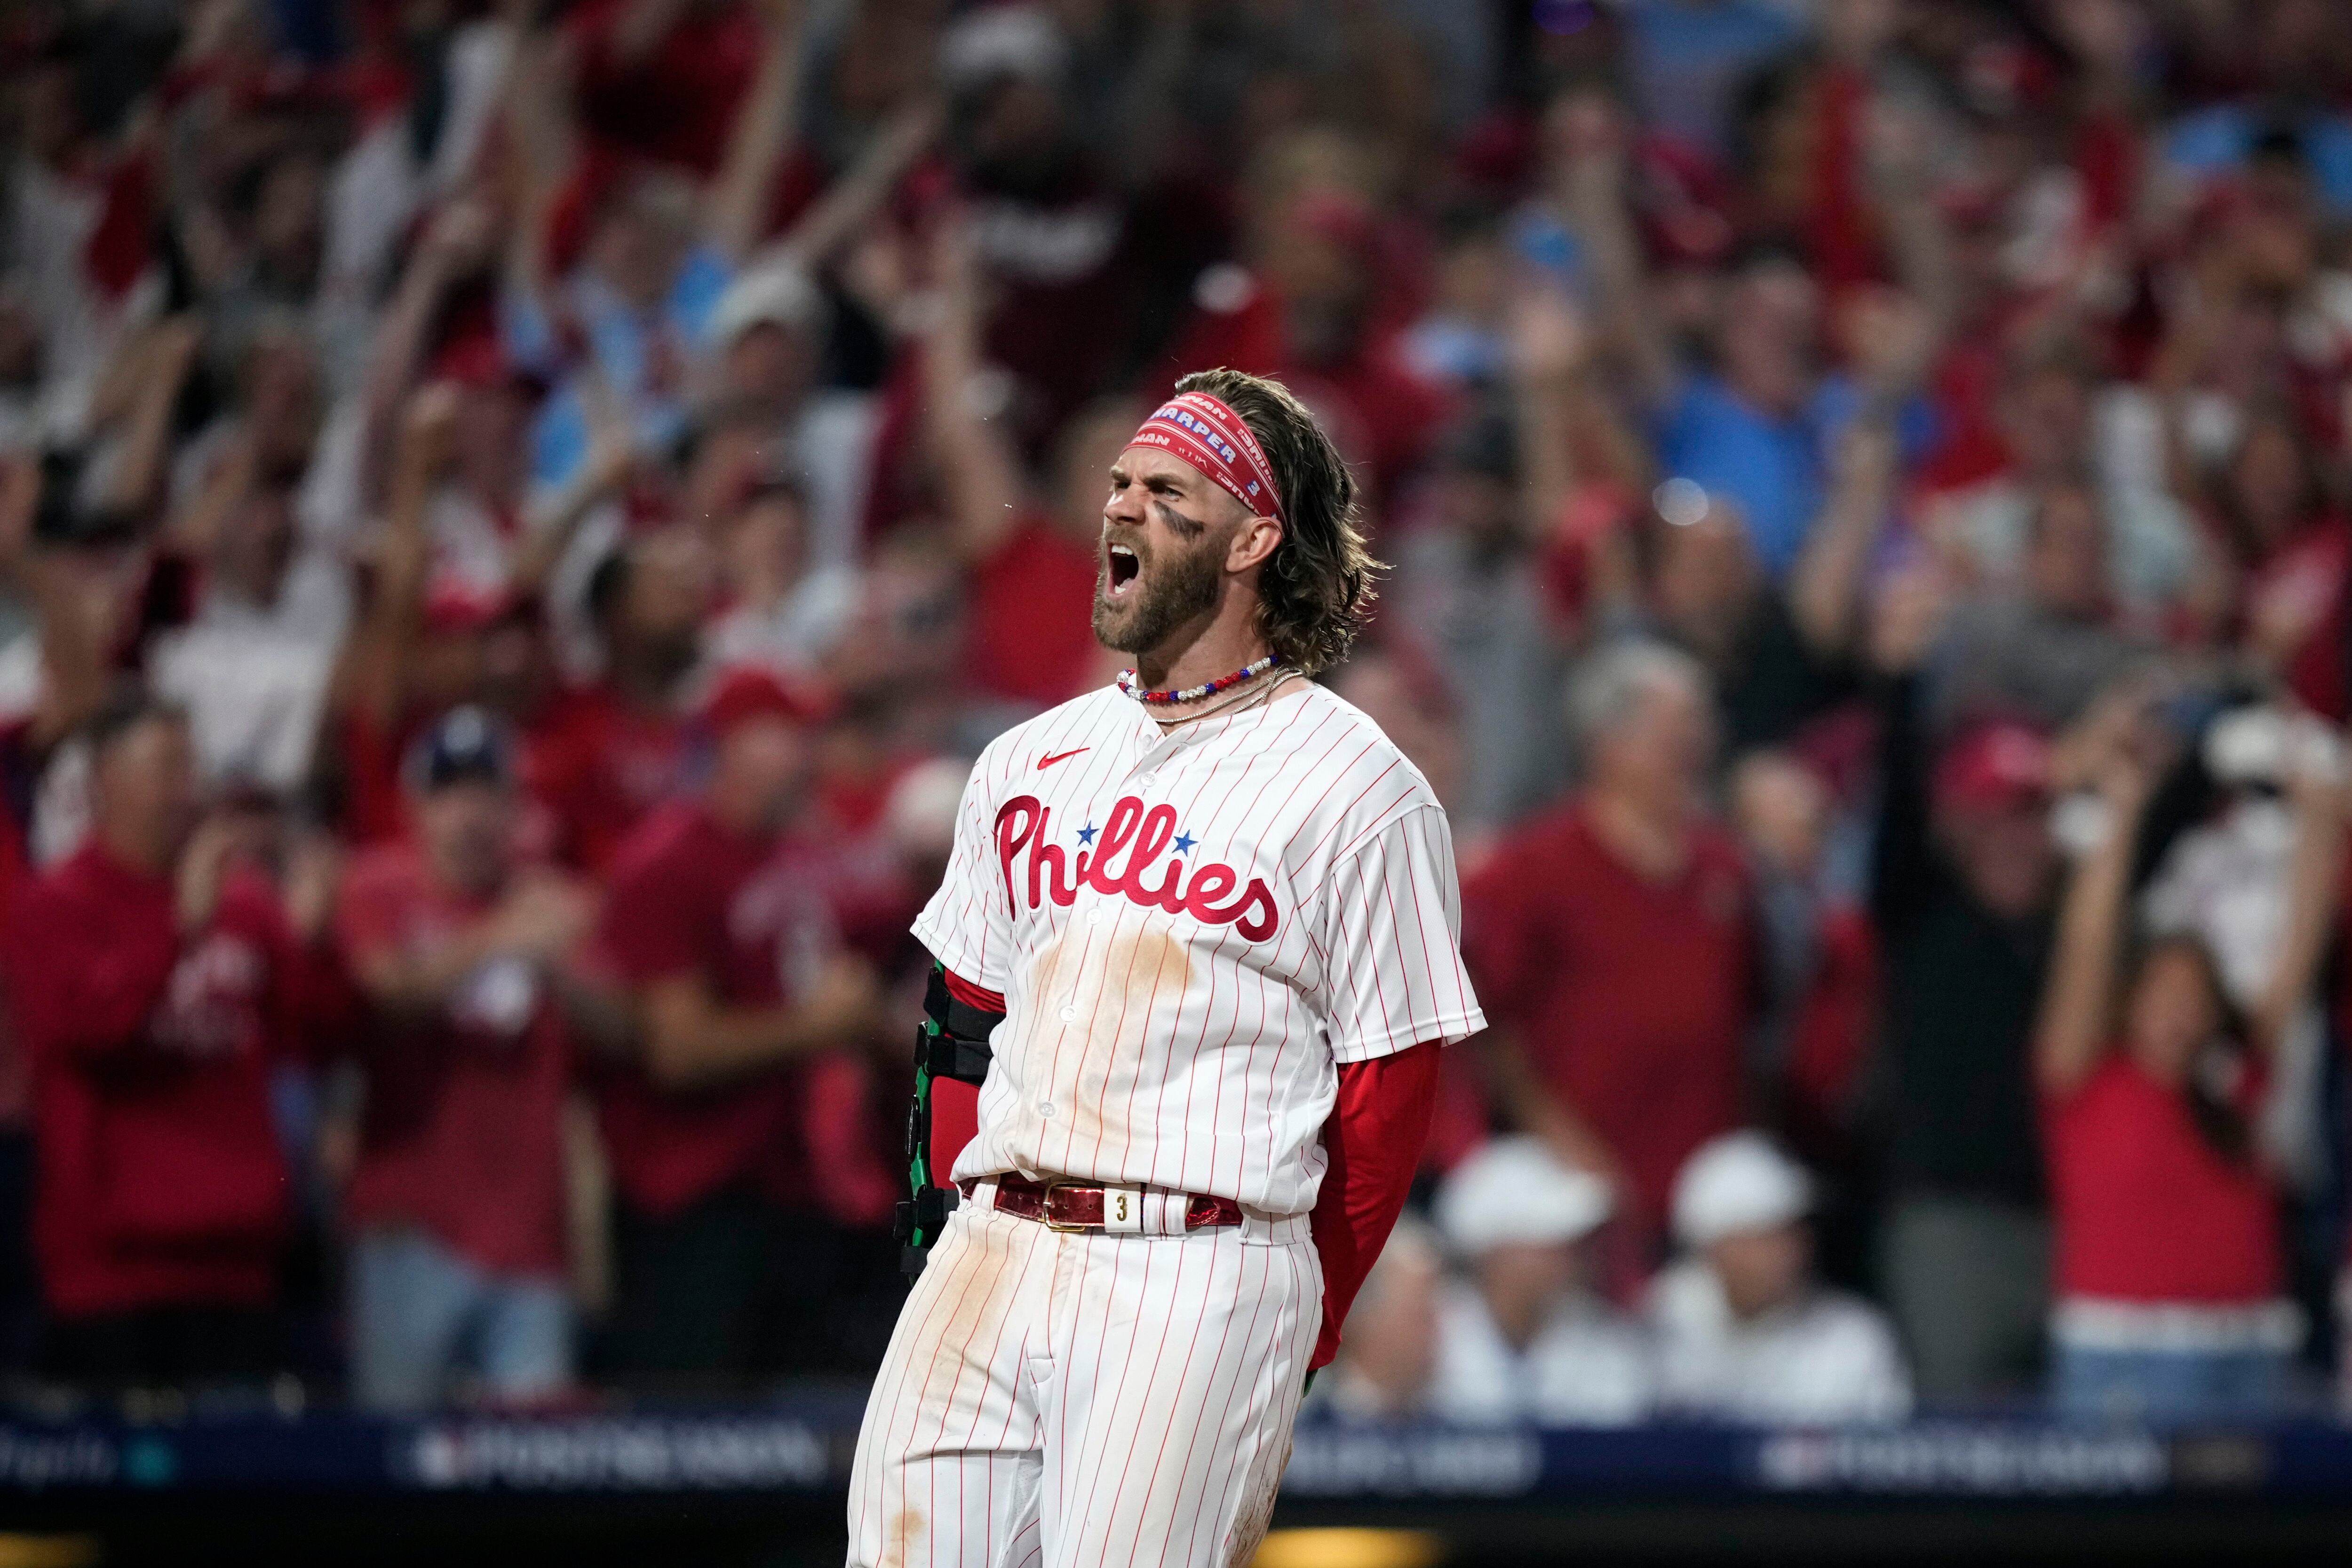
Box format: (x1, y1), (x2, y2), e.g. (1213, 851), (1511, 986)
(1091, 448), (1245, 658)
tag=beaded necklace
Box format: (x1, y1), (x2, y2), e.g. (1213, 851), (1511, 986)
(1149, 667), (1298, 730)
(1117, 652), (1280, 706)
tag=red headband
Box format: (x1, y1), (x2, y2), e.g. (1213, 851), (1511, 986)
(1126, 392), (1285, 523)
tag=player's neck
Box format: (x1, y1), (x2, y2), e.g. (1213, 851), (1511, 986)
(1129, 620), (1273, 700)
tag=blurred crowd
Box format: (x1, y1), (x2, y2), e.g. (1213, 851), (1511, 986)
(8, 0), (2352, 1428)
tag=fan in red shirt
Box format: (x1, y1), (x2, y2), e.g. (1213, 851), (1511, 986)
(533, 530), (709, 873)
(581, 666), (887, 1385)
(931, 7), (1231, 458)
(1465, 641), (1756, 1256)
(334, 706), (595, 1411)
(2, 695), (334, 1388)
(2034, 723), (2346, 1423)
(566, 0), (765, 177)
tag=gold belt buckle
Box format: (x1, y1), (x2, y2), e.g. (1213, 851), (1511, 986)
(1040, 1177), (1095, 1232)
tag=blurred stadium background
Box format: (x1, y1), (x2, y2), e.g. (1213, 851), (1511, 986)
(11, 0), (2352, 1560)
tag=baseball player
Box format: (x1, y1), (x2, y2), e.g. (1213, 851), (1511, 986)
(847, 368), (1484, 1566)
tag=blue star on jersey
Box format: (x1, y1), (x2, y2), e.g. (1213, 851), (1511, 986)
(1171, 831), (1197, 855)
(1076, 822), (1097, 845)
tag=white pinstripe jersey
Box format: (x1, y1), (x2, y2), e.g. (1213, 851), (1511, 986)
(912, 680), (1486, 1217)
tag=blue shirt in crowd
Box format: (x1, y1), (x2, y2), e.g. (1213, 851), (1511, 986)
(2164, 103), (2352, 216)
(1653, 373), (1936, 580)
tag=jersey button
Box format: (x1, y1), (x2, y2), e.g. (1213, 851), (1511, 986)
(1059, 1006), (1076, 1022)
(1037, 1102), (1055, 1118)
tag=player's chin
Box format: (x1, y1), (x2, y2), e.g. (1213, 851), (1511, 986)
(1091, 579), (1155, 653)
(1090, 588), (1136, 649)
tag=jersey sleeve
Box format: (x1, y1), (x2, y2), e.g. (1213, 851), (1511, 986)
(910, 750), (1015, 994)
(1316, 804), (1486, 1063)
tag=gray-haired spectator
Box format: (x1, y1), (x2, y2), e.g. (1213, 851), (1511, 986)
(1431, 1136), (1654, 1425)
(1465, 640), (1755, 1248)
(1650, 1133), (1912, 1425)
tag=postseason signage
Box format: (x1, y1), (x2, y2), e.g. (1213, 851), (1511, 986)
(0, 1409), (2341, 1499)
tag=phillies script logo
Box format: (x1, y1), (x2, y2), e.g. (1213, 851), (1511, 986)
(996, 794), (1279, 941)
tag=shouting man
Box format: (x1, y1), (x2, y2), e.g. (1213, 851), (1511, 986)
(847, 370), (1484, 1565)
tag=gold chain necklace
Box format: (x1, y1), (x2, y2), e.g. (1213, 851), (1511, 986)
(1154, 668), (1300, 731)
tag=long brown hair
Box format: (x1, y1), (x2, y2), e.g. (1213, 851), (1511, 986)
(2127, 932), (2254, 1164)
(1173, 368), (1382, 676)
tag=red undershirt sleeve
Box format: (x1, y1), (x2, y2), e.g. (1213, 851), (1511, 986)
(930, 969), (1006, 1180)
(1307, 1039), (1442, 1370)
(941, 971), (1005, 1014)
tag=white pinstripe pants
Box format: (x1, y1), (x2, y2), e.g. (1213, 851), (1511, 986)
(845, 1189), (1322, 1568)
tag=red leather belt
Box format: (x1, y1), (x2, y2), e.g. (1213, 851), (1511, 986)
(963, 1174), (1244, 1232)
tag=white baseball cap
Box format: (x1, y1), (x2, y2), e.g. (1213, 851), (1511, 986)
(884, 756), (971, 860)
(942, 6), (1068, 93)
(711, 260), (828, 346)
(1670, 1131), (1813, 1249)
(1434, 1136), (1613, 1256)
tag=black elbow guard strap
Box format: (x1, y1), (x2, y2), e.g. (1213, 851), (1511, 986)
(897, 965), (1004, 1275)
(917, 966), (1001, 1085)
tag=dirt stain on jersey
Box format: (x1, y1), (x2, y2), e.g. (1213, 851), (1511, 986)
(926, 1213), (1024, 1428)
(1017, 914), (1193, 1157)
(1065, 917), (1192, 1153)
(881, 1503), (923, 1568)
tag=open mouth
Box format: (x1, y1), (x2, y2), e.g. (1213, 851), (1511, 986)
(1106, 542), (1141, 599)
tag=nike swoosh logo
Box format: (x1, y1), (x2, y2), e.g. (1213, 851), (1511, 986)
(1037, 748), (1090, 770)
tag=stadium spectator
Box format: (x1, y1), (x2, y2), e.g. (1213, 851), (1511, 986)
(333, 707), (591, 1411)
(1466, 640), (1753, 1248)
(2203, 407), (2352, 722)
(1556, 82), (1942, 584)
(1430, 1136), (1653, 1426)
(2034, 707), (2344, 1422)
(1385, 401), (1573, 836)
(533, 530), (709, 874)
(935, 4), (1221, 456)
(1915, 338), (2195, 618)
(1867, 595), (2065, 1402)
(1162, 138), (1451, 510)
(4, 694), (334, 1388)
(2141, 706), (2348, 1194)
(147, 451), (349, 794)
(915, 212), (1115, 720)
(1651, 1132), (1912, 1424)
(702, 468), (860, 684)
(1729, 747), (1878, 1284)
(1925, 480), (2158, 736)
(581, 665), (884, 1386)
